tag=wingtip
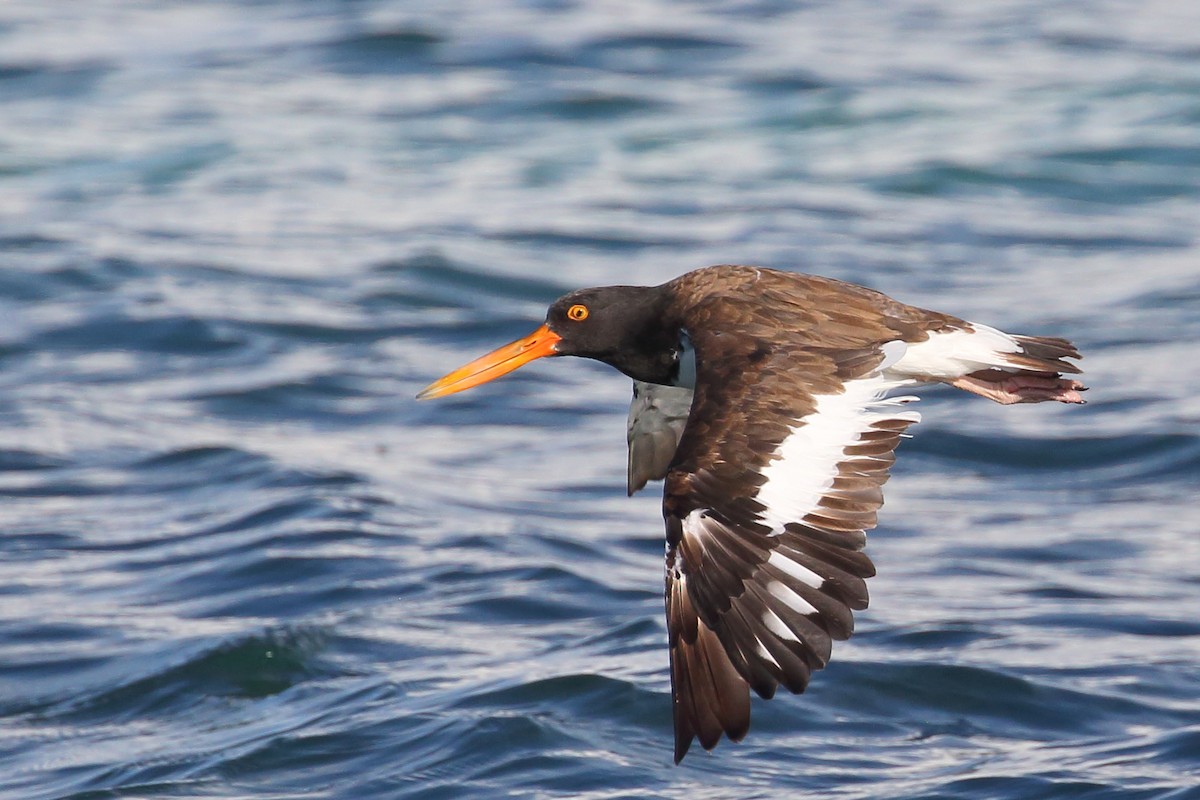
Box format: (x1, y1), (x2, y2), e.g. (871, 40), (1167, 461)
(626, 464), (649, 496)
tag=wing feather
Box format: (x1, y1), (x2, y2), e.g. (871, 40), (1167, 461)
(662, 322), (919, 759)
(627, 382), (692, 495)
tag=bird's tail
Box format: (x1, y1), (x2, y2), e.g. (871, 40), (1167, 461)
(887, 326), (1086, 405)
(948, 333), (1086, 405)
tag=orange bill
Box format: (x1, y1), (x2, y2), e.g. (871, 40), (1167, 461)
(416, 324), (562, 400)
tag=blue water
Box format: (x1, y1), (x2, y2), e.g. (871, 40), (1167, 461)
(2, 1), (1198, 798)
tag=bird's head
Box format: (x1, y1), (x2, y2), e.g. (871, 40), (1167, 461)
(417, 284), (680, 399)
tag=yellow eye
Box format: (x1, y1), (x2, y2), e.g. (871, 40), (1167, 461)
(567, 304), (589, 321)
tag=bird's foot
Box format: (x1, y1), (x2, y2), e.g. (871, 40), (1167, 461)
(950, 371), (1088, 405)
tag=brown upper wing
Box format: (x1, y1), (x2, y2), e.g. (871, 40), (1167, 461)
(660, 268), (928, 762)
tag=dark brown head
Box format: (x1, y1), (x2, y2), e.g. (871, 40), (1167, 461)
(417, 284), (682, 399)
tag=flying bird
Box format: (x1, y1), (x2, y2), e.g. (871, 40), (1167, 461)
(418, 265), (1085, 763)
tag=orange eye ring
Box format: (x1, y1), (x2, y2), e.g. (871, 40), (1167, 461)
(567, 304), (589, 321)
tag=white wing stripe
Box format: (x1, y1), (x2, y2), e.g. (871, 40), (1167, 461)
(767, 579), (818, 616)
(766, 551), (824, 590)
(762, 608), (801, 644)
(755, 372), (920, 534)
(755, 640), (781, 669)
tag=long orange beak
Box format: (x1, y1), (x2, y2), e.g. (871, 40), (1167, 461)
(416, 324), (562, 400)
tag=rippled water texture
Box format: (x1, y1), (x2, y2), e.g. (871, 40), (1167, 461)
(2, 1), (1199, 798)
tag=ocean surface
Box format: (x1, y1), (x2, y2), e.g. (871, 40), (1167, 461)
(2, 1), (1198, 798)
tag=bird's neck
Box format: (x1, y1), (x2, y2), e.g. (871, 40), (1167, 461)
(593, 286), (691, 387)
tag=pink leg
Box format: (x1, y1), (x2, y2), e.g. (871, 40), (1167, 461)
(950, 372), (1088, 405)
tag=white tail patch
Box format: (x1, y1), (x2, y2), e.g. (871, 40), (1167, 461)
(754, 373), (919, 534)
(887, 324), (1023, 382)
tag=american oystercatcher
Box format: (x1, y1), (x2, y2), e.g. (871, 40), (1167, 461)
(418, 265), (1085, 762)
